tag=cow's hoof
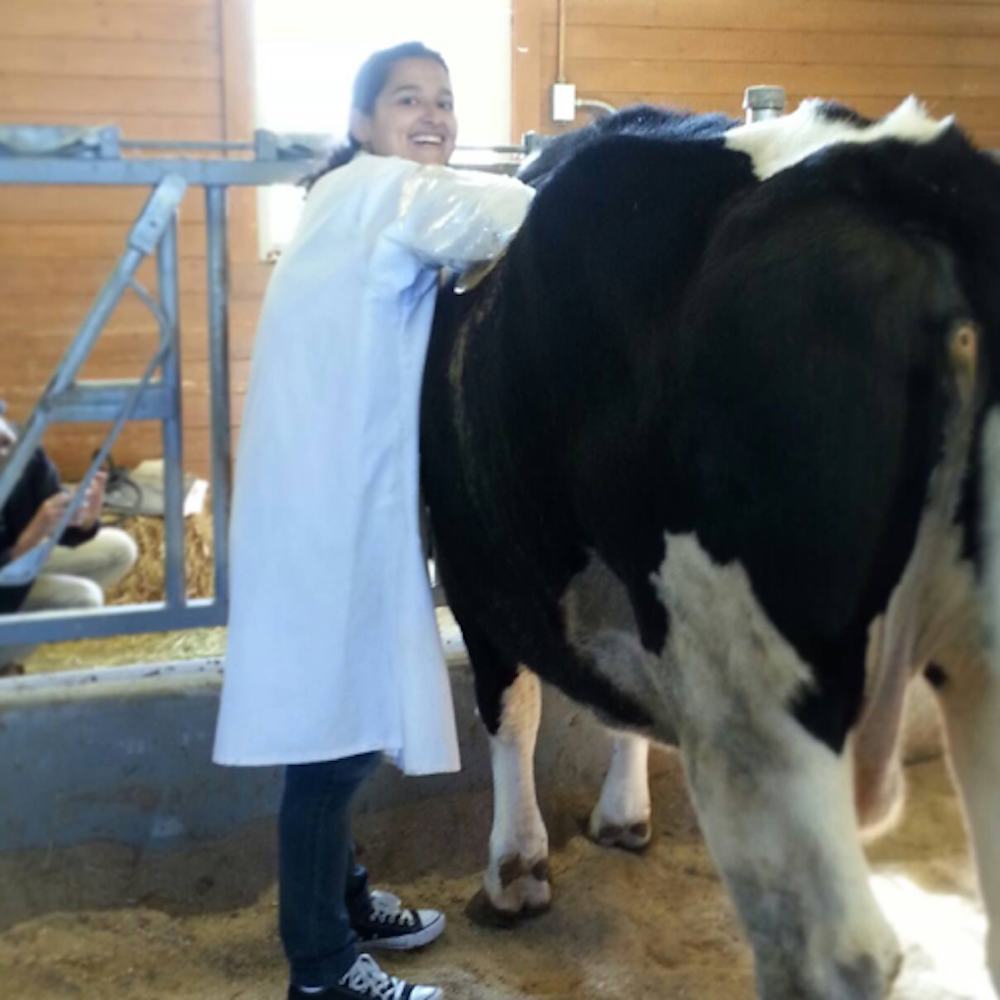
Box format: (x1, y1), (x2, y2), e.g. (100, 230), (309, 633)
(588, 814), (652, 852)
(465, 887), (549, 929)
(480, 854), (552, 922)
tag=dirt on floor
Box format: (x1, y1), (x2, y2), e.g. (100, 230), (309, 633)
(0, 757), (992, 1000)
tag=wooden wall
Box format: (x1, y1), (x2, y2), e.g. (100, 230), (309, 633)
(0, 0), (265, 481)
(4, 0), (1000, 482)
(515, 0), (1000, 147)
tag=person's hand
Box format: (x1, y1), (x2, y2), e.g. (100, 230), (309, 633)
(11, 492), (72, 559)
(74, 471), (107, 529)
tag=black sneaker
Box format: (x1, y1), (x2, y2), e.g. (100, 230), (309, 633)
(287, 953), (443, 999)
(352, 890), (446, 951)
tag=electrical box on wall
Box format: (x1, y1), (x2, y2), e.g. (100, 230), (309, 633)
(552, 83), (577, 122)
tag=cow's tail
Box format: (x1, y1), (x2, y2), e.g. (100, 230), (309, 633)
(982, 407), (1000, 656)
(937, 403), (1000, 992)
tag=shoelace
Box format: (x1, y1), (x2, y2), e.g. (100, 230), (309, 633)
(341, 954), (408, 1000)
(368, 891), (416, 927)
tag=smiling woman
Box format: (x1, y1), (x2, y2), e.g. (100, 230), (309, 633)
(349, 58), (457, 166)
(252, 0), (512, 257)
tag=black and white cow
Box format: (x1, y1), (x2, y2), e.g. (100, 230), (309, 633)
(421, 98), (1000, 999)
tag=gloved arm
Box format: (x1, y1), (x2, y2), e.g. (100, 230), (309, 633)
(386, 165), (534, 272)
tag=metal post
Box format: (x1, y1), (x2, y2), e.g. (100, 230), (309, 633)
(744, 85), (787, 123)
(156, 215), (187, 609)
(205, 186), (232, 609)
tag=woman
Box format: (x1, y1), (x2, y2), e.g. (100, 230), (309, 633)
(214, 42), (534, 1000)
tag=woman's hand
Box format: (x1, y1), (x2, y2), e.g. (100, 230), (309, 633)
(75, 471), (107, 529)
(9, 471), (107, 559)
(11, 492), (72, 559)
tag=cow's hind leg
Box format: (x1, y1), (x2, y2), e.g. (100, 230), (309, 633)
(927, 651), (1000, 993)
(464, 627), (551, 921)
(589, 732), (652, 850)
(680, 710), (900, 999)
(930, 409), (1000, 993)
(483, 667), (551, 919)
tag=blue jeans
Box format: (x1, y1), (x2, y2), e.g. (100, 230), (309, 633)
(279, 752), (383, 987)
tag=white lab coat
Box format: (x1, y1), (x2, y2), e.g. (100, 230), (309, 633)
(213, 153), (533, 774)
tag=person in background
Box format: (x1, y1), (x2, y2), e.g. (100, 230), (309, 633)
(0, 401), (138, 674)
(213, 41), (534, 1000)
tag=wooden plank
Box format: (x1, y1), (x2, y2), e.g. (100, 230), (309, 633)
(6, 328), (261, 369)
(513, 0), (545, 139)
(0, 294), (261, 342)
(220, 0), (259, 253)
(0, 75), (222, 116)
(0, 365), (251, 402)
(538, 0), (1000, 36)
(0, 383), (248, 435)
(0, 221), (265, 266)
(554, 58), (1000, 99)
(0, 188), (208, 224)
(0, 222), (209, 260)
(0, 257), (270, 298)
(0, 39), (218, 80)
(542, 25), (1000, 67)
(37, 426), (219, 480)
(4, 3), (218, 44)
(68, 357), (253, 391)
(1, 376), (247, 423)
(53, 0), (213, 6)
(0, 109), (223, 141)
(220, 0), (253, 142)
(1, 335), (258, 372)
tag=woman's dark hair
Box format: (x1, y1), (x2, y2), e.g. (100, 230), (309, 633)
(303, 41), (449, 189)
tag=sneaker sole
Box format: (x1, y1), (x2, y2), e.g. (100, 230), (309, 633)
(360, 914), (446, 951)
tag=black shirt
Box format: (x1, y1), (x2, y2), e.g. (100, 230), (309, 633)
(0, 449), (98, 613)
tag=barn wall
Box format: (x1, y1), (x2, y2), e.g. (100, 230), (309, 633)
(514, 0), (1000, 147)
(0, 0), (264, 481)
(4, 0), (1000, 481)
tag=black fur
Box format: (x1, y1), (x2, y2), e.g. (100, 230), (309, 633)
(421, 105), (1000, 748)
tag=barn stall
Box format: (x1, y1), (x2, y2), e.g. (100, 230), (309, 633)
(2, 1), (1000, 997)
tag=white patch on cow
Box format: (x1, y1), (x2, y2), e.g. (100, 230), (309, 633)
(725, 95), (953, 182)
(589, 732), (652, 850)
(653, 534), (900, 996)
(653, 532), (813, 718)
(925, 405), (1000, 995)
(484, 667), (552, 915)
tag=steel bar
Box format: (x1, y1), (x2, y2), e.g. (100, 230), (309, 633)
(156, 218), (187, 610)
(205, 186), (233, 609)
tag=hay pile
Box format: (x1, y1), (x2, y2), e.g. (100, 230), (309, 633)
(23, 506), (226, 674)
(105, 507), (216, 606)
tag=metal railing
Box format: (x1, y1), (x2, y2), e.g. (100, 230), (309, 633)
(0, 125), (559, 647)
(0, 87), (789, 650)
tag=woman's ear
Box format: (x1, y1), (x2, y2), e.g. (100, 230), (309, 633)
(349, 109), (372, 150)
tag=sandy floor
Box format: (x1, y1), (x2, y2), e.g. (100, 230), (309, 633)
(0, 756), (993, 1000)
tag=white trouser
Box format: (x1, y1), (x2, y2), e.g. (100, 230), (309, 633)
(0, 527), (139, 667)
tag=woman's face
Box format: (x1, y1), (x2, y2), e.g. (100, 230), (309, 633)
(351, 57), (457, 166)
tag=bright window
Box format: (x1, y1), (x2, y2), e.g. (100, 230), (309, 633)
(252, 1), (513, 258)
